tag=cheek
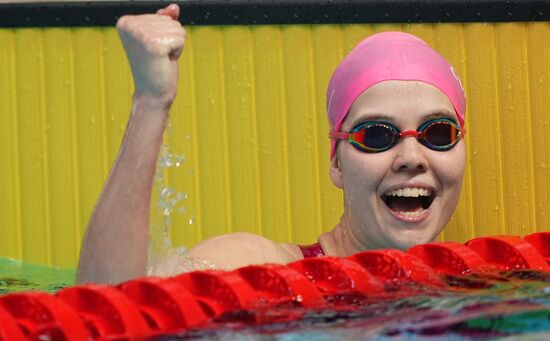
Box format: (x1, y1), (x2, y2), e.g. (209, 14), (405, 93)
(434, 143), (466, 188)
(340, 149), (393, 192)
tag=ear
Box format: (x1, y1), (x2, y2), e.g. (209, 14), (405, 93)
(329, 153), (344, 189)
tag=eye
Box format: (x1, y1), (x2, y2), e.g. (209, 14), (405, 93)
(425, 122), (455, 145)
(365, 124), (397, 149)
(418, 118), (462, 150)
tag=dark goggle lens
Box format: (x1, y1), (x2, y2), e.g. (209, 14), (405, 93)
(363, 124), (397, 149)
(422, 120), (460, 148)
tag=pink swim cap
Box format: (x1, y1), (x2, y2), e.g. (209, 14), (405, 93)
(327, 31), (466, 160)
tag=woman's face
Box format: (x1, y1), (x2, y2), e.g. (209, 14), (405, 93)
(330, 80), (466, 250)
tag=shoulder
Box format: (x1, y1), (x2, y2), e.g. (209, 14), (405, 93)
(185, 232), (302, 271)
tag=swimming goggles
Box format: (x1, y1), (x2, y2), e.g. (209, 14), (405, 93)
(329, 118), (465, 153)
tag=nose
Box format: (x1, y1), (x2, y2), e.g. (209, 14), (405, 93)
(391, 136), (428, 172)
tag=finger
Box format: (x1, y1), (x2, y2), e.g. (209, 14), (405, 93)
(153, 33), (185, 60)
(169, 36), (185, 60)
(157, 4), (180, 21)
(165, 4), (180, 20)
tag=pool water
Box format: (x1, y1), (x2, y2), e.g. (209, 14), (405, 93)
(0, 257), (75, 294)
(154, 271), (550, 340)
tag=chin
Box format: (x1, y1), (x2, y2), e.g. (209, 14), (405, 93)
(385, 230), (438, 251)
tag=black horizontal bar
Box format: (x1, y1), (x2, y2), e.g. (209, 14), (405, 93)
(0, 0), (549, 28)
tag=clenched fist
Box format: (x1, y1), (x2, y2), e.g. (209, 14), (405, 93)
(117, 4), (185, 106)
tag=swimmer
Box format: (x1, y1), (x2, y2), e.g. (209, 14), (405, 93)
(76, 4), (466, 284)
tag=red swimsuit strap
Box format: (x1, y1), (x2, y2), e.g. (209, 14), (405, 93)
(299, 242), (325, 258)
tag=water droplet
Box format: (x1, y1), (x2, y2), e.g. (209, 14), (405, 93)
(160, 187), (174, 199)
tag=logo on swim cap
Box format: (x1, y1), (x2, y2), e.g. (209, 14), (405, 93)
(327, 88), (336, 126)
(450, 66), (465, 96)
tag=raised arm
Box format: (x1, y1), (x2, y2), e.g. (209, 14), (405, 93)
(76, 4), (185, 284)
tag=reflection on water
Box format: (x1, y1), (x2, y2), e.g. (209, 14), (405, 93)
(154, 270), (550, 341)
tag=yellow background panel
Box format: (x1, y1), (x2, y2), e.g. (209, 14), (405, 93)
(43, 29), (80, 268)
(528, 23), (550, 229)
(464, 23), (505, 237)
(0, 23), (549, 268)
(15, 29), (51, 265)
(0, 29), (22, 260)
(250, 26), (291, 244)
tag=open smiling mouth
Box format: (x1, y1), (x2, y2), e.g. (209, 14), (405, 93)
(382, 188), (435, 218)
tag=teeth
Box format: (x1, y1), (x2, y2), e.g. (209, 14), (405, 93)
(385, 187), (432, 198)
(400, 210), (425, 217)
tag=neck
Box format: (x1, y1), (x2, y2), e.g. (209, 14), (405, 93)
(319, 212), (372, 257)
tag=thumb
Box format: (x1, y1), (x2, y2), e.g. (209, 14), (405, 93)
(157, 4), (180, 20)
